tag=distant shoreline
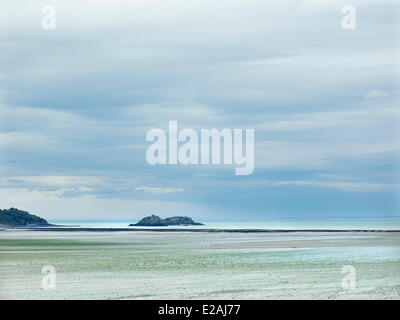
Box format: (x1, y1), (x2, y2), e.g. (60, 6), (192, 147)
(10, 227), (400, 233)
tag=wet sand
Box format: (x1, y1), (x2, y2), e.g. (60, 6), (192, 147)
(1, 229), (399, 299)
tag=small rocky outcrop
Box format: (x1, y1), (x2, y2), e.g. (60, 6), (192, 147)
(132, 215), (168, 226)
(130, 215), (203, 226)
(162, 216), (203, 226)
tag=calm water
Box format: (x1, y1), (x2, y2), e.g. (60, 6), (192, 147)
(49, 218), (400, 230)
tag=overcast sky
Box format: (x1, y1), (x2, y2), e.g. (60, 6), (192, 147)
(0, 0), (399, 221)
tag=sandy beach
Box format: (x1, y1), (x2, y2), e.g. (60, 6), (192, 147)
(0, 229), (399, 300)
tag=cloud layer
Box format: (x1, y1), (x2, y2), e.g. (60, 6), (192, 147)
(0, 0), (399, 220)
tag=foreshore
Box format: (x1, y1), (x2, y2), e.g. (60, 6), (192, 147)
(16, 227), (400, 233)
(1, 229), (399, 299)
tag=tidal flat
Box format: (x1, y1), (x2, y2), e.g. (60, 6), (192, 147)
(0, 230), (399, 299)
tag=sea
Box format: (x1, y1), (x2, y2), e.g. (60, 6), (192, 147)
(48, 217), (400, 230)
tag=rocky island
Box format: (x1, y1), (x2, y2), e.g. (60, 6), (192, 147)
(130, 215), (203, 226)
(0, 208), (51, 227)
